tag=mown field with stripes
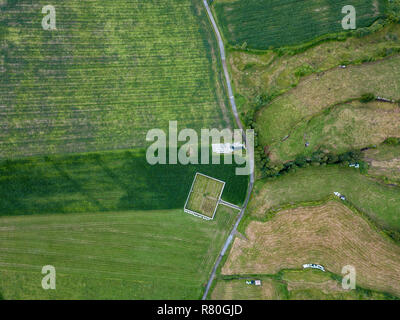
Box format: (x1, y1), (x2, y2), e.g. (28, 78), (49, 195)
(213, 0), (385, 49)
(0, 206), (238, 299)
(0, 0), (231, 159)
(0, 0), (248, 299)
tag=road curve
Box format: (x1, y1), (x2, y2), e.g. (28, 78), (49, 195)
(201, 0), (255, 300)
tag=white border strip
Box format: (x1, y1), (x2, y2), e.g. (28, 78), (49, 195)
(184, 172), (226, 220)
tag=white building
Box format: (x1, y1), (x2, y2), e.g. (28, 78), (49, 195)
(212, 143), (245, 154)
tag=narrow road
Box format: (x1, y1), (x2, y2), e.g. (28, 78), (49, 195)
(219, 199), (242, 211)
(202, 0), (255, 300)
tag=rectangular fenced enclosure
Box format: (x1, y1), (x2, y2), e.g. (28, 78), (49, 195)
(184, 173), (225, 220)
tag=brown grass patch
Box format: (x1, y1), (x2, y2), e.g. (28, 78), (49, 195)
(211, 278), (280, 300)
(223, 201), (400, 296)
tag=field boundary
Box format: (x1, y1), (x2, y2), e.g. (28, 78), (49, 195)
(213, 269), (400, 300)
(184, 172), (226, 220)
(201, 0), (255, 300)
(212, 0), (388, 52)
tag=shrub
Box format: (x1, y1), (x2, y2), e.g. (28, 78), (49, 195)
(384, 137), (400, 145)
(360, 93), (376, 103)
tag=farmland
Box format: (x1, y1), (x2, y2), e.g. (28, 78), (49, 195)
(222, 201), (400, 297)
(212, 269), (395, 300)
(0, 148), (249, 216)
(211, 277), (286, 300)
(363, 143), (400, 184)
(255, 55), (400, 163)
(228, 22), (400, 115)
(0, 205), (238, 299)
(213, 0), (385, 49)
(0, 0), (232, 159)
(1, 0), (400, 302)
(247, 165), (400, 231)
(186, 173), (225, 218)
(273, 100), (400, 162)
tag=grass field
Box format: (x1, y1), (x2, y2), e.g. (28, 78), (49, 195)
(0, 148), (249, 216)
(248, 165), (400, 231)
(213, 0), (385, 49)
(363, 144), (400, 183)
(211, 277), (286, 300)
(212, 269), (395, 300)
(186, 173), (225, 218)
(274, 100), (400, 162)
(0, 205), (238, 299)
(0, 0), (232, 159)
(256, 55), (400, 162)
(228, 23), (400, 114)
(223, 201), (400, 297)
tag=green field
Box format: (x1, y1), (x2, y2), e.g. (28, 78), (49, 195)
(228, 23), (400, 116)
(363, 143), (400, 183)
(0, 0), (232, 159)
(256, 55), (400, 162)
(0, 148), (249, 216)
(213, 0), (385, 50)
(212, 270), (395, 300)
(186, 173), (225, 218)
(248, 165), (400, 231)
(0, 205), (237, 299)
(273, 100), (400, 162)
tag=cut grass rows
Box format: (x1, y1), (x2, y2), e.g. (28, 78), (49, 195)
(213, 0), (384, 50)
(223, 201), (400, 297)
(0, 0), (231, 158)
(0, 205), (237, 299)
(248, 165), (400, 231)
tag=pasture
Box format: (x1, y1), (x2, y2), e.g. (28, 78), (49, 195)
(185, 173), (225, 218)
(248, 165), (400, 231)
(363, 144), (400, 183)
(212, 270), (394, 300)
(256, 55), (400, 162)
(223, 201), (400, 297)
(211, 277), (286, 300)
(213, 0), (385, 49)
(229, 23), (400, 115)
(274, 100), (400, 162)
(0, 205), (237, 299)
(0, 0), (231, 159)
(0, 148), (249, 216)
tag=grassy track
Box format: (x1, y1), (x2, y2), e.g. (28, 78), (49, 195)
(213, 0), (385, 49)
(0, 205), (237, 299)
(0, 0), (231, 158)
(0, 148), (249, 216)
(223, 201), (400, 296)
(248, 165), (400, 231)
